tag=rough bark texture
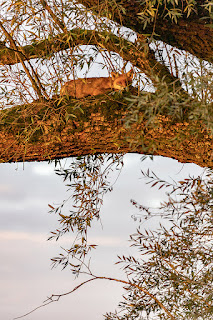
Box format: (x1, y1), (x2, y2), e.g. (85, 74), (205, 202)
(77, 0), (213, 63)
(0, 94), (212, 168)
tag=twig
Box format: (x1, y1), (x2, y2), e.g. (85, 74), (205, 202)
(14, 275), (176, 320)
(13, 278), (96, 320)
(0, 20), (48, 99)
(40, 0), (67, 32)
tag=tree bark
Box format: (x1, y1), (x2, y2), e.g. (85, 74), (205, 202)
(76, 0), (213, 63)
(0, 94), (212, 168)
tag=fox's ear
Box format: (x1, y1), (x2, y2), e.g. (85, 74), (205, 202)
(127, 69), (134, 79)
(111, 72), (116, 79)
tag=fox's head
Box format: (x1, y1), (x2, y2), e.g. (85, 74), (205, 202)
(111, 69), (133, 91)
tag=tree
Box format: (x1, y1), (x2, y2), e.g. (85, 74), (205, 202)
(1, 1), (213, 319)
(14, 165), (213, 320)
(0, 0), (212, 167)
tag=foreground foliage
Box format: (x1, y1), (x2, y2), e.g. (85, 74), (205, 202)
(108, 169), (213, 319)
(46, 159), (213, 320)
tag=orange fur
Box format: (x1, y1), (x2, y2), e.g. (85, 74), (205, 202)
(60, 70), (133, 98)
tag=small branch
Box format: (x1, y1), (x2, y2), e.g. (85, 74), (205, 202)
(13, 278), (96, 320)
(39, 0), (67, 32)
(95, 276), (176, 320)
(14, 275), (175, 320)
(13, 300), (55, 320)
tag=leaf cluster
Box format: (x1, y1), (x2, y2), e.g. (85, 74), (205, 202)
(136, 0), (213, 26)
(48, 153), (123, 272)
(106, 169), (213, 319)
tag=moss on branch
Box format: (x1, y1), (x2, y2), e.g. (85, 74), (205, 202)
(0, 92), (212, 168)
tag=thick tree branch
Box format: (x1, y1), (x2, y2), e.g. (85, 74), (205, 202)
(76, 0), (213, 63)
(0, 94), (212, 168)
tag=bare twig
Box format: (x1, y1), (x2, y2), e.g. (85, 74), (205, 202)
(13, 278), (97, 320)
(14, 275), (175, 320)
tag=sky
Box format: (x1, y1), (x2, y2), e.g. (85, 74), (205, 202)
(0, 153), (205, 320)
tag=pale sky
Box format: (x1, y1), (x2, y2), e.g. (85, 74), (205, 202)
(0, 154), (204, 320)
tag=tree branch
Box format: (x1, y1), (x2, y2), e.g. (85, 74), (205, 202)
(76, 0), (213, 64)
(13, 278), (96, 320)
(0, 95), (212, 168)
(39, 0), (67, 32)
(14, 275), (175, 320)
(0, 27), (184, 92)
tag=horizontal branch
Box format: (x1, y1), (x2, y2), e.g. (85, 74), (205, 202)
(0, 93), (212, 168)
(0, 28), (181, 90)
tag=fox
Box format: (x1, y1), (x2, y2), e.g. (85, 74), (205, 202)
(60, 69), (133, 98)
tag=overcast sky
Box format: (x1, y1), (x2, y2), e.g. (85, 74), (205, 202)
(0, 154), (204, 320)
